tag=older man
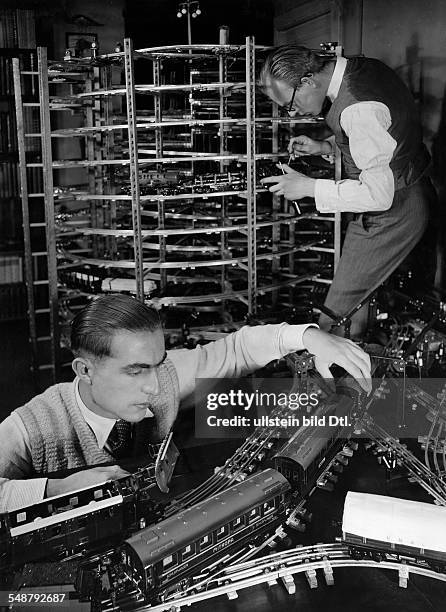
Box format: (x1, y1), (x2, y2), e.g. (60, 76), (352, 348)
(0, 294), (371, 512)
(259, 44), (435, 337)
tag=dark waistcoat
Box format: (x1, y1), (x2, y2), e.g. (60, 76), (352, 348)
(325, 57), (430, 190)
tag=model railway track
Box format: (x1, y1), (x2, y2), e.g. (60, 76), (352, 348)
(363, 418), (446, 505)
(165, 386), (340, 516)
(164, 417), (286, 517)
(57, 248), (318, 271)
(73, 217), (313, 237)
(101, 543), (446, 612)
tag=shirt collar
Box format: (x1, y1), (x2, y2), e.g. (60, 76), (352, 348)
(73, 378), (155, 449)
(327, 56), (347, 102)
(74, 377), (116, 449)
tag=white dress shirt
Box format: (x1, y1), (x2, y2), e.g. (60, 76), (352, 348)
(314, 56), (397, 214)
(75, 378), (116, 450)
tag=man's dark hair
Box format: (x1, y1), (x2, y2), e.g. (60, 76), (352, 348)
(71, 294), (161, 359)
(259, 44), (327, 88)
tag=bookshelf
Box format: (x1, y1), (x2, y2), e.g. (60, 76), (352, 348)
(0, 8), (36, 320)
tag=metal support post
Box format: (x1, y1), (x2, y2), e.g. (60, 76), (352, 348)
(13, 57), (38, 383)
(280, 574), (296, 594)
(245, 36), (257, 315)
(398, 563), (409, 588)
(124, 38), (144, 301)
(322, 557), (334, 585)
(271, 101), (280, 307)
(219, 27), (229, 309)
(153, 58), (167, 293)
(305, 566), (318, 589)
(85, 65), (102, 257)
(38, 46), (59, 382)
(104, 65), (118, 258)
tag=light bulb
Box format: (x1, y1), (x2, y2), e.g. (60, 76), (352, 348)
(177, 11), (182, 17)
(196, 7), (201, 14)
(192, 11), (197, 17)
(181, 7), (187, 13)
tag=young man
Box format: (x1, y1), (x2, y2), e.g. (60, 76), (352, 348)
(0, 294), (371, 512)
(259, 45), (436, 337)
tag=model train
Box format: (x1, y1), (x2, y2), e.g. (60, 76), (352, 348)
(272, 397), (354, 497)
(76, 468), (290, 605)
(0, 437), (178, 570)
(342, 491), (446, 570)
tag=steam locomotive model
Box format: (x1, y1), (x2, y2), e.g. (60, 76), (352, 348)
(342, 492), (446, 570)
(76, 468), (290, 606)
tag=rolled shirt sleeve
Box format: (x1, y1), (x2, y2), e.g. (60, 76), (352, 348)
(315, 101), (397, 213)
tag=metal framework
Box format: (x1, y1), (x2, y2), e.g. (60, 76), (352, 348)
(14, 37), (342, 385)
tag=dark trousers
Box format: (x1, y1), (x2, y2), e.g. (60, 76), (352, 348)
(319, 177), (436, 337)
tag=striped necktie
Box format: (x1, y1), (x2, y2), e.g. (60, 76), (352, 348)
(106, 420), (133, 458)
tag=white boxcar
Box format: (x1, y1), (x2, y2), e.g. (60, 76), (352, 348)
(342, 492), (446, 559)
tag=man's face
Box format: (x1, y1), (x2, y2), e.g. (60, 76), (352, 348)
(87, 328), (166, 422)
(262, 75), (325, 117)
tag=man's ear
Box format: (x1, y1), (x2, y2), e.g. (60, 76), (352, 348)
(72, 356), (94, 383)
(300, 74), (315, 88)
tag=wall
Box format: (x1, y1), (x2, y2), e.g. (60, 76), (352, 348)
(34, 0), (125, 58)
(273, 0), (339, 47)
(125, 0), (274, 48)
(359, 0), (445, 152)
(34, 0), (125, 185)
(349, 0), (446, 284)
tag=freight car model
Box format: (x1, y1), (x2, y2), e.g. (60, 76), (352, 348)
(342, 491), (446, 570)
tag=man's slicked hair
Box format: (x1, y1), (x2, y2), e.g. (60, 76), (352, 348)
(71, 294), (161, 359)
(259, 44), (327, 88)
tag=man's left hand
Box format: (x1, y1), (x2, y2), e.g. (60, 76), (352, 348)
(260, 164), (316, 200)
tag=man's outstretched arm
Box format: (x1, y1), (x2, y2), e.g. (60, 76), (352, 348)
(169, 323), (371, 401)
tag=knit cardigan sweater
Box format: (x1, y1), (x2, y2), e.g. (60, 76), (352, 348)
(15, 359), (179, 476)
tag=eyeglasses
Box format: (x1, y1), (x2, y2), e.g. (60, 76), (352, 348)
(280, 73), (313, 115)
(286, 85), (298, 114)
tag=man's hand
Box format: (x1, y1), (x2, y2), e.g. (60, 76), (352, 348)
(288, 135), (332, 157)
(302, 327), (372, 393)
(261, 164), (315, 200)
(46, 465), (130, 498)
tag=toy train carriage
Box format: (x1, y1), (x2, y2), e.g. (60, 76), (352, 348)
(0, 455), (175, 570)
(272, 406), (350, 496)
(120, 468), (291, 603)
(342, 492), (446, 569)
(3, 479), (126, 567)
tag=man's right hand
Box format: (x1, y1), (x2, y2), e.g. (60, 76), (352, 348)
(302, 327), (372, 394)
(288, 135), (331, 157)
(46, 465), (130, 498)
